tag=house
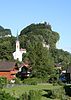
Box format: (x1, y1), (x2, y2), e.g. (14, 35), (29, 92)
(0, 61), (18, 80)
(58, 65), (71, 83)
(17, 61), (31, 78)
(66, 66), (71, 83)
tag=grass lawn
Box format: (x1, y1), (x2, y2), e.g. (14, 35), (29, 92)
(3, 83), (61, 100)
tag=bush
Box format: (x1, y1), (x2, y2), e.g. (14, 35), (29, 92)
(52, 82), (58, 86)
(0, 90), (16, 100)
(57, 80), (65, 86)
(51, 87), (69, 100)
(47, 90), (52, 97)
(19, 90), (42, 100)
(20, 92), (28, 100)
(14, 78), (22, 84)
(48, 74), (58, 83)
(28, 90), (42, 100)
(0, 77), (7, 88)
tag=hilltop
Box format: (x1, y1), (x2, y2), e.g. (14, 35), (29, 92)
(0, 26), (12, 38)
(0, 22), (71, 78)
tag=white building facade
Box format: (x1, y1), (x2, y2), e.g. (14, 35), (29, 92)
(13, 38), (26, 62)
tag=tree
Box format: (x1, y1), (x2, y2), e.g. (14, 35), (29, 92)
(51, 49), (71, 69)
(0, 36), (16, 61)
(19, 22), (71, 77)
(20, 22), (60, 50)
(22, 37), (54, 78)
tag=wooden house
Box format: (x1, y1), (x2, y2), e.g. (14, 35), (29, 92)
(17, 61), (31, 78)
(0, 61), (18, 80)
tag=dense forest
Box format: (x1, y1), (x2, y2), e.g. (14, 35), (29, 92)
(0, 22), (71, 78)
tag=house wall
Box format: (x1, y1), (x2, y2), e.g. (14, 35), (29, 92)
(0, 71), (16, 80)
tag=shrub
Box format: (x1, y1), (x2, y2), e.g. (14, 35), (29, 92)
(51, 87), (69, 99)
(47, 90), (52, 97)
(19, 90), (42, 100)
(14, 78), (22, 84)
(0, 90), (16, 100)
(57, 80), (65, 86)
(20, 92), (28, 100)
(48, 74), (58, 84)
(28, 90), (42, 100)
(0, 77), (7, 88)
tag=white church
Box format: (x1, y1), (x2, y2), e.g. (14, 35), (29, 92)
(13, 36), (26, 62)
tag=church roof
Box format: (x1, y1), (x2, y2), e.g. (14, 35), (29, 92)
(0, 61), (16, 71)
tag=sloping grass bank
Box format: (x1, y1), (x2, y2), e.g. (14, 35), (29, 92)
(3, 83), (61, 100)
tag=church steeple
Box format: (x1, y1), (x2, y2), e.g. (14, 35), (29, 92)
(16, 31), (20, 52)
(17, 30), (19, 41)
(13, 31), (26, 62)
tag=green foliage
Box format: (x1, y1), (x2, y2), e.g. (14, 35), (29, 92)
(20, 31), (55, 78)
(0, 26), (4, 30)
(23, 78), (43, 85)
(0, 90), (16, 100)
(20, 22), (60, 49)
(20, 92), (28, 100)
(14, 78), (22, 84)
(51, 87), (69, 100)
(20, 90), (42, 100)
(0, 26), (12, 37)
(19, 22), (71, 78)
(48, 68), (60, 84)
(29, 90), (42, 100)
(57, 80), (65, 86)
(4, 84), (64, 99)
(0, 23), (71, 79)
(46, 87), (69, 100)
(51, 49), (71, 69)
(0, 77), (7, 89)
(27, 42), (54, 78)
(0, 36), (16, 61)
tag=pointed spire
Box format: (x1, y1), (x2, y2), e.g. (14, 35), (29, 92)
(17, 30), (18, 40)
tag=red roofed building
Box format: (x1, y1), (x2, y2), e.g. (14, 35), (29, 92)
(0, 61), (18, 80)
(17, 61), (32, 78)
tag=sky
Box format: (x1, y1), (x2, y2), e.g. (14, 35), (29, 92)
(0, 0), (71, 53)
